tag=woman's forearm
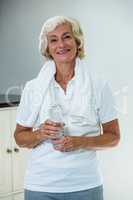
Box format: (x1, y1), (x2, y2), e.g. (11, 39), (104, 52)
(82, 133), (120, 150)
(14, 129), (44, 149)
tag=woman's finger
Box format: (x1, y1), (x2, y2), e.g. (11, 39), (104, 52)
(40, 128), (59, 135)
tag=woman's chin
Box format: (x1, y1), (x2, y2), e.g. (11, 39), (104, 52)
(55, 56), (75, 64)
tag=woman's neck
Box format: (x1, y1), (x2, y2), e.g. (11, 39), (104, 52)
(55, 61), (75, 85)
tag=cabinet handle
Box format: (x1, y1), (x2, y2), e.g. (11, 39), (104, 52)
(6, 149), (12, 153)
(14, 147), (19, 153)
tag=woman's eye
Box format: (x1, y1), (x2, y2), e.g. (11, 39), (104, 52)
(50, 39), (57, 43)
(64, 35), (71, 39)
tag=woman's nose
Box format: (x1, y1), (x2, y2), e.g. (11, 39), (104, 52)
(58, 39), (65, 48)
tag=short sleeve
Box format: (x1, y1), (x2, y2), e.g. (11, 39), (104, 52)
(16, 84), (30, 126)
(98, 81), (118, 124)
(16, 81), (35, 127)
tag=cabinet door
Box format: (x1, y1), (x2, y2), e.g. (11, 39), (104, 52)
(10, 109), (29, 192)
(0, 110), (12, 195)
(13, 192), (24, 200)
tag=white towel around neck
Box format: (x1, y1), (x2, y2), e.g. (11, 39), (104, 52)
(17, 58), (95, 127)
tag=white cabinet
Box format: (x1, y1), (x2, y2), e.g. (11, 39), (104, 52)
(13, 193), (24, 200)
(0, 107), (28, 200)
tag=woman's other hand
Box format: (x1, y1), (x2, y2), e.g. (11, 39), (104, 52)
(52, 136), (86, 152)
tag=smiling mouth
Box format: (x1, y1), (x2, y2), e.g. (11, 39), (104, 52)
(57, 49), (70, 55)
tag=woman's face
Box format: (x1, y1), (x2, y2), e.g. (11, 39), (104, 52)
(47, 23), (77, 64)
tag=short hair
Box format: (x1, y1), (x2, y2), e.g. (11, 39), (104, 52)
(39, 16), (85, 60)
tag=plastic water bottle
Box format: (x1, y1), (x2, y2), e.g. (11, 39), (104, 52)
(49, 104), (65, 138)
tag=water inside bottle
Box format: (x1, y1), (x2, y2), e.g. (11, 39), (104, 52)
(49, 104), (65, 138)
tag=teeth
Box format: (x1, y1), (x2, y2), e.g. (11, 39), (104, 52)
(58, 49), (69, 54)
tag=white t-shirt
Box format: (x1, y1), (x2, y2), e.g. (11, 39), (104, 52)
(16, 66), (117, 193)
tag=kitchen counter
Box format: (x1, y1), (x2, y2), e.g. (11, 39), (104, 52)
(0, 94), (20, 108)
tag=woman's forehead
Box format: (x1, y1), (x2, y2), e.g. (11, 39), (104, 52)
(47, 23), (72, 36)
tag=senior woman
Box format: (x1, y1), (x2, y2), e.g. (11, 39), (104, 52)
(14, 16), (120, 200)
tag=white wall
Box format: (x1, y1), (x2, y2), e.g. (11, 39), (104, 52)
(0, 0), (133, 199)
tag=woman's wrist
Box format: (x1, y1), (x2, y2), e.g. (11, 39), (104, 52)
(34, 129), (45, 142)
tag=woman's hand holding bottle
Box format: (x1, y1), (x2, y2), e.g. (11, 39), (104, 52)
(39, 120), (65, 141)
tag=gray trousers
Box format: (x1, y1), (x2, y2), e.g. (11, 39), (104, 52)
(24, 185), (103, 200)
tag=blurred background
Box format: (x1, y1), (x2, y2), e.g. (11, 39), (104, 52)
(0, 0), (133, 199)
